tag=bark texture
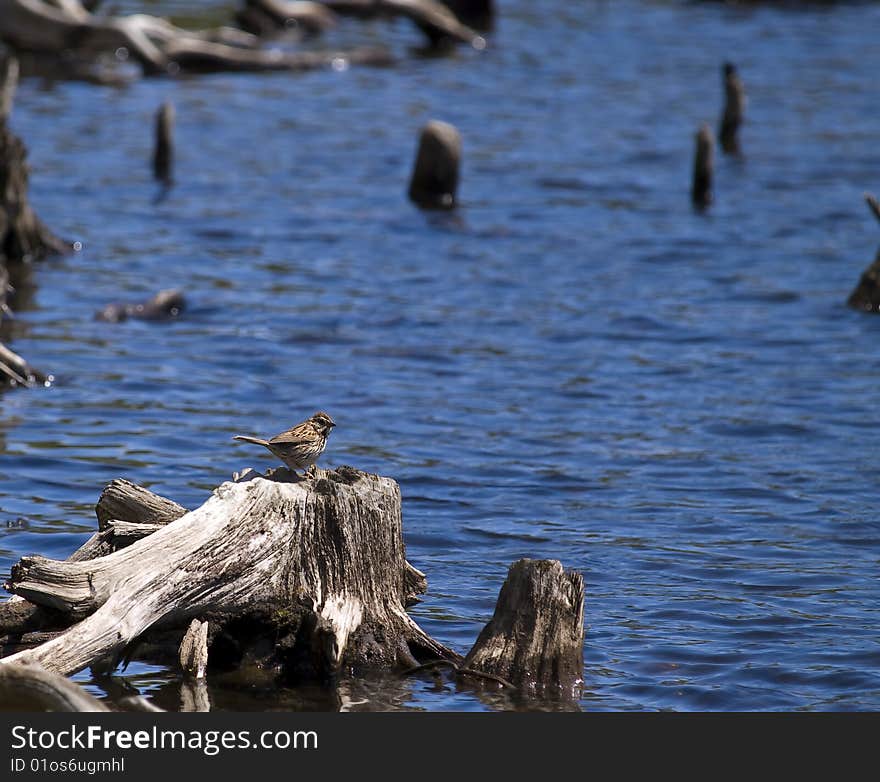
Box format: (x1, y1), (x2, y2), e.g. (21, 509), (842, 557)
(464, 559), (584, 697)
(1, 467), (458, 679)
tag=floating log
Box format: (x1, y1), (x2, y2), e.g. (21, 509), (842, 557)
(719, 62), (744, 155)
(94, 289), (186, 323)
(0, 662), (110, 711)
(464, 559), (584, 697)
(408, 120), (461, 210)
(691, 123), (714, 209)
(152, 102), (174, 183)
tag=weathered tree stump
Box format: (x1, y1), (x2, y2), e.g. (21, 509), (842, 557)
(691, 123), (714, 209)
(313, 0), (484, 48)
(408, 120), (461, 210)
(94, 288), (186, 323)
(1, 470), (585, 706)
(0, 341), (49, 387)
(464, 559), (584, 697)
(0, 54), (69, 265)
(718, 62), (744, 155)
(1, 467), (458, 680)
(179, 618), (209, 680)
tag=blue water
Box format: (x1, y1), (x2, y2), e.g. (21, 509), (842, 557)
(2, 0), (880, 711)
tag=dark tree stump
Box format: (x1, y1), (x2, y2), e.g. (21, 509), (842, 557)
(691, 123), (714, 210)
(0, 54), (68, 265)
(718, 62), (744, 155)
(464, 559), (584, 697)
(847, 194), (880, 314)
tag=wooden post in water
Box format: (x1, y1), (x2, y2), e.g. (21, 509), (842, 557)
(153, 102), (175, 184)
(692, 123), (714, 210)
(0, 470), (585, 707)
(408, 120), (461, 210)
(464, 559), (584, 697)
(719, 62), (744, 155)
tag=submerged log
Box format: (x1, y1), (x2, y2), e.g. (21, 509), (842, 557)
(0, 54), (69, 264)
(464, 559), (584, 697)
(1, 466), (458, 679)
(94, 289), (186, 323)
(0, 662), (110, 711)
(408, 120), (461, 210)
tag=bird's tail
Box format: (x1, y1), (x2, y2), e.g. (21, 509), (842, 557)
(233, 435), (270, 447)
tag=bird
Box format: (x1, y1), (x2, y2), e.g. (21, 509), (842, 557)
(233, 411), (336, 475)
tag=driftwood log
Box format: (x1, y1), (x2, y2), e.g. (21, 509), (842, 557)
(94, 288), (186, 323)
(0, 467), (584, 708)
(238, 0), (485, 49)
(408, 120), (461, 209)
(0, 0), (394, 76)
(691, 123), (714, 209)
